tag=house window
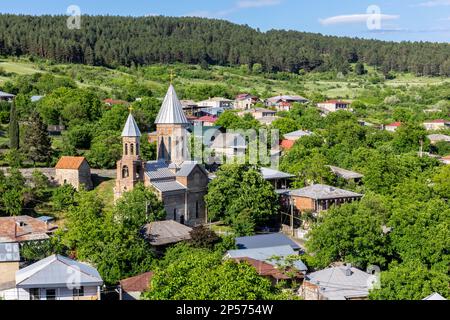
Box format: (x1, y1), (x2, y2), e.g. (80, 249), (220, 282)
(125, 143), (128, 155)
(130, 143), (134, 155)
(173, 209), (177, 220)
(73, 287), (84, 298)
(30, 288), (40, 300)
(46, 289), (56, 300)
(122, 166), (129, 178)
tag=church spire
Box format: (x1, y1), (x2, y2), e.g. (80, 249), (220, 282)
(121, 112), (141, 137)
(155, 84), (189, 125)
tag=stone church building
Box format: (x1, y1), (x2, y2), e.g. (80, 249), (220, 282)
(114, 84), (209, 226)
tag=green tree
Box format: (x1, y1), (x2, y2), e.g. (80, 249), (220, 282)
(22, 111), (53, 166)
(9, 101), (19, 150)
(52, 184), (76, 211)
(189, 225), (220, 250)
(271, 117), (300, 137)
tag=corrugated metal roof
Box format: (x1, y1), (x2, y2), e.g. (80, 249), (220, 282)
(145, 161), (175, 180)
(176, 161), (198, 177)
(0, 91), (15, 97)
(151, 180), (186, 193)
(305, 266), (375, 300)
(328, 166), (363, 180)
(16, 255), (103, 288)
(121, 113), (142, 137)
(226, 245), (307, 272)
(155, 85), (189, 125)
(236, 233), (301, 251)
(290, 184), (362, 200)
(0, 242), (20, 262)
(260, 167), (295, 180)
(284, 130), (313, 140)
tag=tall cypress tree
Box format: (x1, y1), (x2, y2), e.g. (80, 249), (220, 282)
(22, 111), (52, 166)
(9, 100), (19, 150)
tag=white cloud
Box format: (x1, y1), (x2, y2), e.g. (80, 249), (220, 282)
(319, 14), (399, 26)
(415, 0), (450, 7)
(237, 0), (282, 8)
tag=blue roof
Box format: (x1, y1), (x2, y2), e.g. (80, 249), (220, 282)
(236, 233), (301, 251)
(37, 216), (54, 222)
(226, 245), (307, 272)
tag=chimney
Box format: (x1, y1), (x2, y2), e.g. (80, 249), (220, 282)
(345, 263), (353, 277)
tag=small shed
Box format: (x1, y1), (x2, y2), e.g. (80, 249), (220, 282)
(55, 156), (93, 190)
(119, 272), (154, 300)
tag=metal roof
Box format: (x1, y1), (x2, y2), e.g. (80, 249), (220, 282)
(0, 242), (20, 262)
(267, 95), (308, 103)
(236, 233), (301, 251)
(428, 134), (450, 142)
(283, 130), (313, 140)
(151, 180), (186, 193)
(260, 167), (294, 180)
(423, 293), (447, 300)
(142, 220), (192, 246)
(16, 255), (103, 288)
(226, 245), (307, 272)
(121, 113), (142, 137)
(328, 166), (363, 180)
(155, 84), (189, 125)
(305, 266), (375, 300)
(210, 133), (247, 149)
(145, 161), (175, 180)
(0, 91), (15, 98)
(290, 184), (363, 200)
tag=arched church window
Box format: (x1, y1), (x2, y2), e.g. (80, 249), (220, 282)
(130, 143), (134, 155)
(136, 143), (139, 155)
(168, 137), (172, 160)
(122, 166), (129, 178)
(173, 209), (177, 221)
(125, 143), (128, 155)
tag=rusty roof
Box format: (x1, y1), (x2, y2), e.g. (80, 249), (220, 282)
(0, 216), (57, 243)
(55, 156), (87, 170)
(120, 272), (154, 292)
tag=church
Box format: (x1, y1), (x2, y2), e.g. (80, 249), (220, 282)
(114, 84), (209, 226)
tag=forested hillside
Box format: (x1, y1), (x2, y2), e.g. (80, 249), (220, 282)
(0, 14), (449, 76)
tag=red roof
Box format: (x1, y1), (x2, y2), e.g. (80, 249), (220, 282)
(279, 102), (292, 107)
(120, 272), (154, 292)
(55, 156), (88, 170)
(197, 116), (218, 123)
(442, 155), (450, 161)
(234, 257), (303, 280)
(0, 216), (57, 243)
(387, 122), (402, 127)
(281, 140), (295, 150)
(103, 98), (130, 105)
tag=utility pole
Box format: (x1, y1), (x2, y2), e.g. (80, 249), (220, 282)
(419, 139), (424, 158)
(290, 197), (295, 237)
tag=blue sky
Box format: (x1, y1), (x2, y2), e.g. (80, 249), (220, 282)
(0, 0), (449, 42)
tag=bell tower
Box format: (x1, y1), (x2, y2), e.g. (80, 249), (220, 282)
(155, 84), (190, 165)
(114, 111), (144, 199)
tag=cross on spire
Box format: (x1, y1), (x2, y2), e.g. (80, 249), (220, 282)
(170, 70), (176, 83)
(128, 105), (134, 113)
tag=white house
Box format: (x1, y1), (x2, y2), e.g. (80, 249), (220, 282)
(317, 100), (351, 113)
(198, 97), (234, 109)
(1, 255), (103, 300)
(423, 119), (450, 131)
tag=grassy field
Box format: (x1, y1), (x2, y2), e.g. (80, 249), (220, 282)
(1, 57), (448, 100)
(94, 179), (116, 210)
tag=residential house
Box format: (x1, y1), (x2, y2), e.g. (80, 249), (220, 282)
(200, 107), (225, 117)
(0, 91), (15, 102)
(209, 132), (247, 159)
(258, 116), (279, 126)
(141, 220), (192, 247)
(0, 215), (58, 244)
(198, 97), (234, 110)
(234, 94), (259, 110)
(327, 166), (364, 183)
(260, 167), (294, 191)
(289, 184), (363, 213)
(423, 119), (450, 131)
(225, 246), (308, 276)
(119, 272), (154, 300)
(283, 130), (313, 141)
(180, 100), (200, 117)
(235, 233), (301, 251)
(299, 264), (376, 300)
(55, 156), (93, 191)
(317, 100), (351, 113)
(428, 134), (450, 144)
(114, 85), (210, 227)
(0, 255), (103, 300)
(385, 122), (402, 132)
(266, 95), (309, 112)
(47, 125), (66, 136)
(238, 108), (276, 120)
(280, 139), (296, 151)
(0, 243), (20, 293)
(195, 115), (218, 127)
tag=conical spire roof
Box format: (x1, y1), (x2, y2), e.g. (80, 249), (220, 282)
(121, 113), (141, 137)
(155, 84), (189, 125)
